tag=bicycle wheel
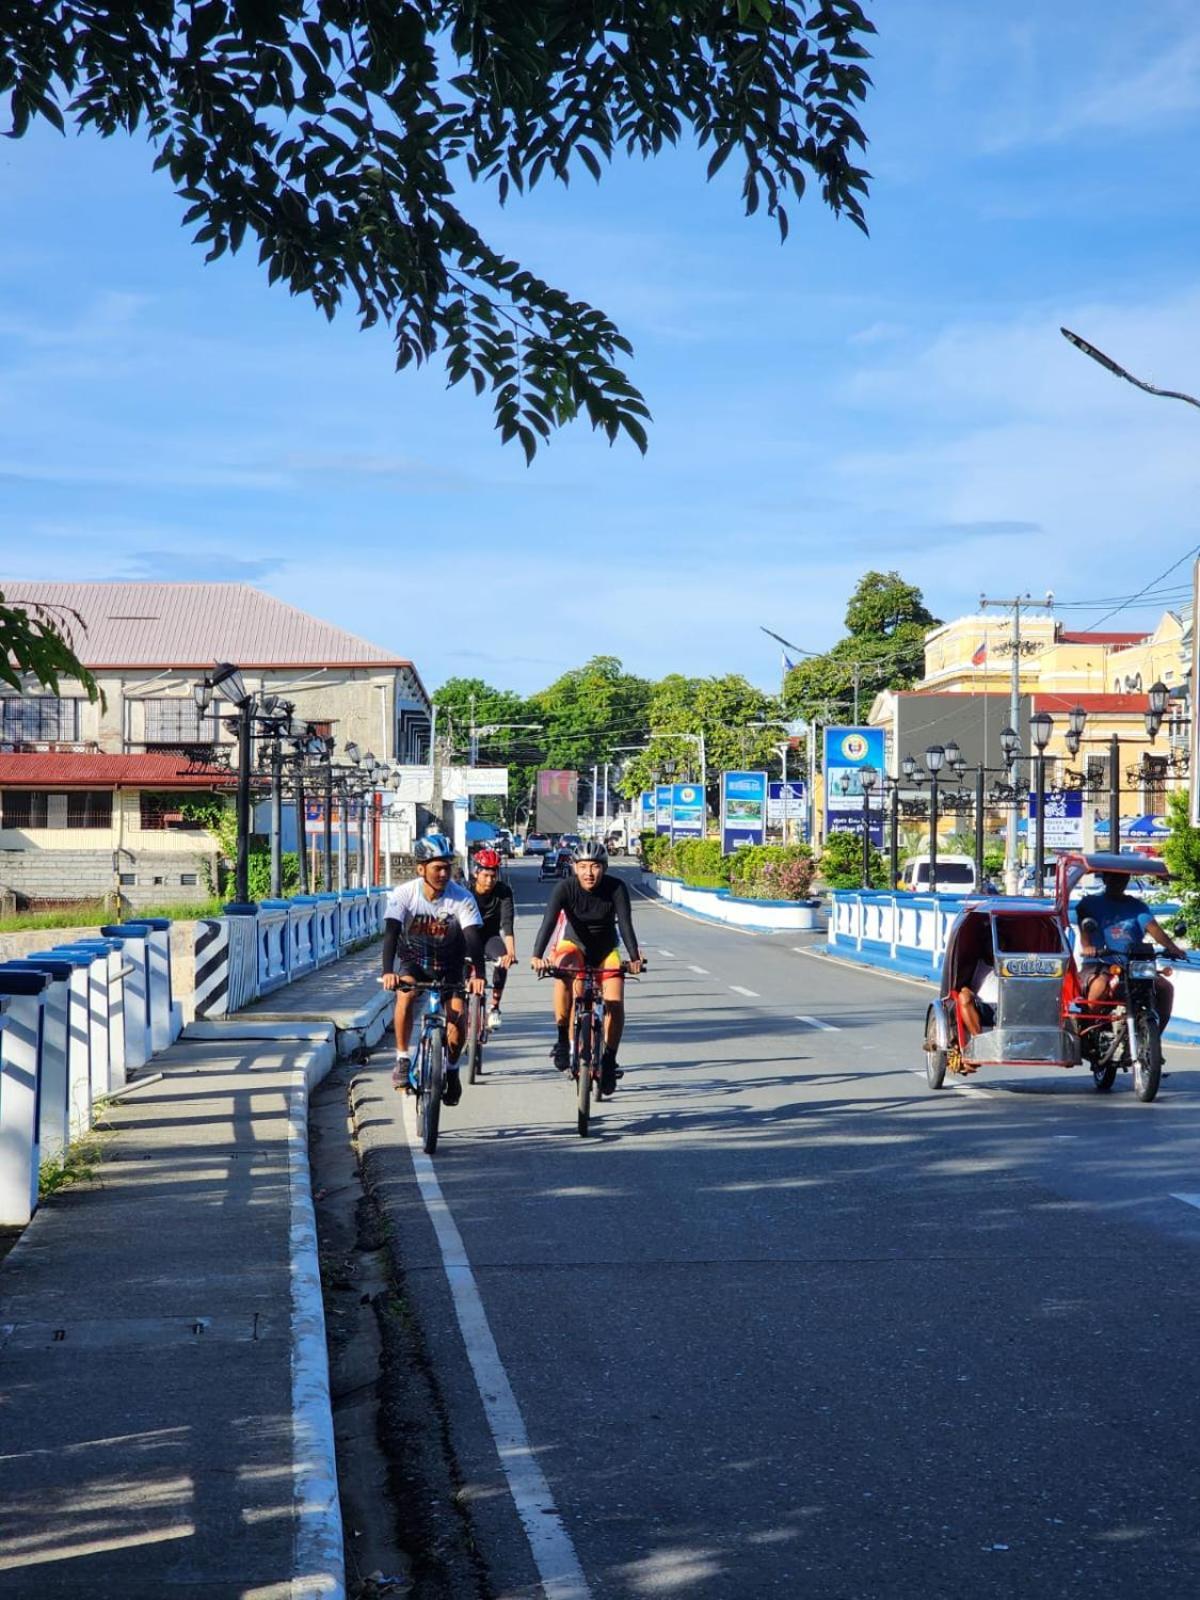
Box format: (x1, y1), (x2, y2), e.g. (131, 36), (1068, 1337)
(422, 1029), (445, 1154)
(466, 994), (482, 1084)
(575, 1004), (591, 1137)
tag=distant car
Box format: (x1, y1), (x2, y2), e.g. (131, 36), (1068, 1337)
(524, 833), (552, 856)
(897, 855), (978, 895)
(560, 833), (582, 855)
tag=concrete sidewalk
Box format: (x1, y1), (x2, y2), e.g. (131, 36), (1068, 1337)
(0, 946), (388, 1599)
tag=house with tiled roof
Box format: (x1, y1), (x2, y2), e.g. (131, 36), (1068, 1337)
(0, 583), (431, 906)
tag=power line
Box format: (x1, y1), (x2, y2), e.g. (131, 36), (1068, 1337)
(1082, 542), (1200, 631)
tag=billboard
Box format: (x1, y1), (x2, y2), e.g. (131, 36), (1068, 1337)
(639, 791), (656, 831)
(767, 781), (807, 830)
(823, 726), (887, 811)
(721, 771), (768, 854)
(670, 782), (705, 840)
(655, 783), (673, 836)
(1028, 787), (1084, 849)
(536, 769), (578, 835)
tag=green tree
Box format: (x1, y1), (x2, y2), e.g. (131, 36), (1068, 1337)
(1163, 789), (1200, 940)
(620, 673), (781, 807)
(784, 569), (939, 726)
(532, 656), (652, 773)
(2, 3), (874, 458)
(432, 675), (538, 822)
(1, 590), (99, 701)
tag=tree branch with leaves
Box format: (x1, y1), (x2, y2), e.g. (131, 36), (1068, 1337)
(0, 590), (100, 702)
(2, 1), (874, 459)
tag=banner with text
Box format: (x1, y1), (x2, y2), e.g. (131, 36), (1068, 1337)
(823, 726), (886, 814)
(670, 782), (705, 840)
(655, 783), (674, 836)
(1027, 787), (1084, 849)
(721, 771), (768, 854)
(767, 780), (807, 835)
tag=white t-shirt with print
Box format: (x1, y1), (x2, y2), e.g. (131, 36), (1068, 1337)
(384, 878), (482, 970)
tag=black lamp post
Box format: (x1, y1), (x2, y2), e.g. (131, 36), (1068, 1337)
(1030, 710), (1054, 892)
(885, 774), (901, 888)
(925, 744), (945, 890)
(202, 662), (254, 903)
(860, 764), (877, 888)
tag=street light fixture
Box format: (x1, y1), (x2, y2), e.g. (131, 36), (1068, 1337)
(925, 745), (944, 889)
(210, 661), (249, 709)
(859, 764), (877, 887)
(999, 725), (1020, 764)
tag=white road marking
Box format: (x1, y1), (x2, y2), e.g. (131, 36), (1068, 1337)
(658, 948), (676, 958)
(689, 965), (710, 975)
(400, 1100), (591, 1600)
(792, 946), (807, 954)
(729, 984), (759, 998)
(1171, 1193), (1200, 1210)
(796, 1015), (839, 1032)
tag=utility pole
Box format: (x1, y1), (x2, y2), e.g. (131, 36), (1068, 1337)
(981, 593), (1051, 893)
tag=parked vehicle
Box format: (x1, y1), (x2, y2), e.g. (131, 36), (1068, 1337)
(523, 833), (552, 856)
(898, 855), (977, 894)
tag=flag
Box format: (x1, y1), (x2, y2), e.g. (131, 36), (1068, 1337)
(971, 639), (987, 666)
(782, 650), (796, 675)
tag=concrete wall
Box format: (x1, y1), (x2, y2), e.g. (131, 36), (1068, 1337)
(0, 920), (200, 1021)
(0, 846), (217, 907)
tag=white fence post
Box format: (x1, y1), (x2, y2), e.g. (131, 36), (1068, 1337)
(16, 958), (72, 1163)
(0, 971), (48, 1227)
(101, 923), (152, 1072)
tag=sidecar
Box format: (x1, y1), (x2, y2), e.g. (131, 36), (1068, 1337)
(923, 899), (1081, 1088)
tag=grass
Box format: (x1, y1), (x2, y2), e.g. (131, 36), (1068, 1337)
(37, 1105), (116, 1199)
(0, 898), (224, 933)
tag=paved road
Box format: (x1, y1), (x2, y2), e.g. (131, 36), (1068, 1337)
(361, 862), (1200, 1600)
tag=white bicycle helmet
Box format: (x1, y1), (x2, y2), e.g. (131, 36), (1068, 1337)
(574, 839), (608, 865)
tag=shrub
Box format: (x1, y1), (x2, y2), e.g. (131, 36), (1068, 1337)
(1162, 789), (1200, 941)
(819, 829), (885, 890)
(672, 838), (731, 888)
(729, 843), (816, 900)
(641, 834), (676, 874)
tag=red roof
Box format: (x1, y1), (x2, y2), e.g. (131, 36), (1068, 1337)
(0, 753), (232, 788)
(1057, 631), (1146, 646)
(1032, 693), (1149, 714)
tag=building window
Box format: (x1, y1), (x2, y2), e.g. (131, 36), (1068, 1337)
(119, 872), (137, 885)
(0, 697), (81, 742)
(139, 791), (207, 831)
(180, 873), (198, 886)
(143, 699), (220, 747)
(1, 790), (111, 828)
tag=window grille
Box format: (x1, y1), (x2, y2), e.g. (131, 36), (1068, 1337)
(0, 697), (81, 741)
(143, 699), (219, 746)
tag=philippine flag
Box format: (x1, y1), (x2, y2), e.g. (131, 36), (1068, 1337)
(971, 640), (988, 666)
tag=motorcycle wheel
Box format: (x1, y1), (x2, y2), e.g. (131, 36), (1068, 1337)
(924, 1009), (947, 1090)
(1091, 1048), (1118, 1093)
(1132, 1013), (1163, 1103)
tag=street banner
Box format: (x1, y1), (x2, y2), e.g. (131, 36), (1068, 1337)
(824, 726), (886, 813)
(655, 783), (673, 836)
(639, 791), (656, 831)
(721, 771), (768, 854)
(536, 769), (578, 835)
(1027, 787), (1083, 849)
(670, 782), (705, 840)
(767, 781), (807, 830)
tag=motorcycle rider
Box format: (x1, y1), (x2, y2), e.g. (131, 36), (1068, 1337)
(1077, 871), (1185, 1025)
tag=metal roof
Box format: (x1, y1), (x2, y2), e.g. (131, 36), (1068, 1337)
(0, 753), (232, 788)
(0, 582), (410, 669)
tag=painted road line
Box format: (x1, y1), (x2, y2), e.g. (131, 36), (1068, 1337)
(689, 965), (710, 975)
(658, 949), (676, 958)
(796, 1015), (840, 1032)
(401, 1100), (592, 1600)
(729, 984), (759, 998)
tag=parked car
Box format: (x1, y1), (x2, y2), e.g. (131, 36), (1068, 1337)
(523, 832), (552, 856)
(560, 833), (582, 856)
(897, 855), (978, 895)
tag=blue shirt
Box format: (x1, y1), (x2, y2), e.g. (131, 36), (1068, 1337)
(1076, 891), (1154, 953)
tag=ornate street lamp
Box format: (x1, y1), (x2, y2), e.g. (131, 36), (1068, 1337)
(859, 764), (877, 888)
(925, 745), (944, 890)
(1031, 711), (1054, 892)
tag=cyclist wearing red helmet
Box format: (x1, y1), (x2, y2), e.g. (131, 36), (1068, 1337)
(470, 846), (516, 1028)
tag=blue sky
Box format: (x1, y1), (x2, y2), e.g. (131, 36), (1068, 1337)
(2, 0), (1200, 696)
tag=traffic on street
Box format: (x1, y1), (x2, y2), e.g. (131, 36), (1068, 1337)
(358, 859), (1200, 1600)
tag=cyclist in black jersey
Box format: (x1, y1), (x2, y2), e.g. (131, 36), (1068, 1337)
(531, 840), (644, 1092)
(469, 847), (516, 1028)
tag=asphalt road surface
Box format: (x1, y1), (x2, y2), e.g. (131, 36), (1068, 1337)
(367, 861), (1200, 1600)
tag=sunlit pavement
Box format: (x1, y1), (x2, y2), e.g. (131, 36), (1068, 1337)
(355, 861), (1200, 1600)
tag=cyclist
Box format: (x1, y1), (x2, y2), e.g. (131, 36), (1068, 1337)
(381, 832), (486, 1103)
(530, 840), (645, 1093)
(469, 846), (516, 1029)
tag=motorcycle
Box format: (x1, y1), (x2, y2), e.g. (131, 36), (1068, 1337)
(1074, 927), (1173, 1103)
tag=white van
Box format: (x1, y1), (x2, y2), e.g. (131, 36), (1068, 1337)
(897, 855), (977, 895)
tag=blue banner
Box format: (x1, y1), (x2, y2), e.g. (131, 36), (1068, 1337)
(655, 783), (673, 836)
(639, 791), (656, 831)
(824, 727), (886, 830)
(721, 771), (768, 854)
(670, 782), (705, 840)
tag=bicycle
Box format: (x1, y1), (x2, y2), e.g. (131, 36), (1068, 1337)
(464, 939), (513, 1084)
(539, 962), (633, 1137)
(382, 977), (464, 1154)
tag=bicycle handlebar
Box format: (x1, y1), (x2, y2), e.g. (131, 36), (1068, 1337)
(535, 962), (639, 981)
(379, 976), (467, 995)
